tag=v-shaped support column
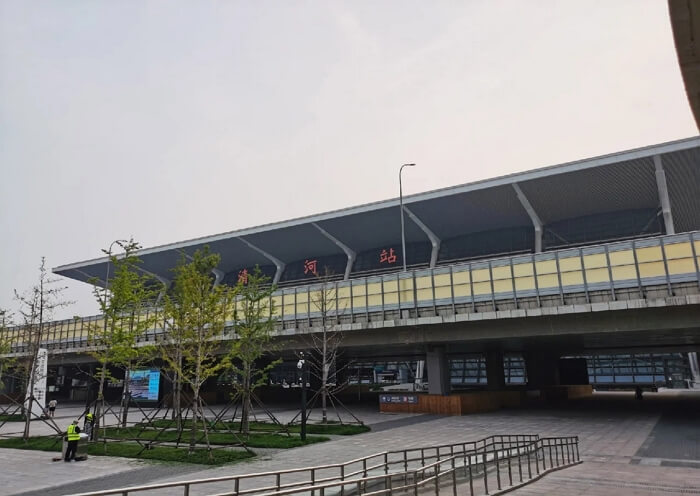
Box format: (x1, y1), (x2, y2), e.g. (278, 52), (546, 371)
(237, 237), (286, 285)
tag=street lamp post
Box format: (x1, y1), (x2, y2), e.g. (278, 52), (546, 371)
(399, 163), (416, 272)
(297, 352), (307, 441)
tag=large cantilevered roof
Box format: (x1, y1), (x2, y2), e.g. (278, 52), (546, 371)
(54, 137), (700, 285)
(669, 0), (700, 132)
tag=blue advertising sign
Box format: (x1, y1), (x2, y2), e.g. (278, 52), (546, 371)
(129, 369), (161, 402)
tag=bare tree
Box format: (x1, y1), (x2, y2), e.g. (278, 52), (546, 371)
(304, 268), (358, 425)
(14, 257), (71, 440)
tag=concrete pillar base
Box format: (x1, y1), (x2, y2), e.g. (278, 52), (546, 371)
(426, 347), (451, 395)
(486, 351), (505, 391)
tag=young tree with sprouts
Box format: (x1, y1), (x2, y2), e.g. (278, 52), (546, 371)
(87, 239), (161, 438)
(161, 248), (230, 457)
(14, 257), (71, 440)
(228, 267), (279, 437)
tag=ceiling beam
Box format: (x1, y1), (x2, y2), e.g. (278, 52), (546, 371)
(403, 207), (441, 268)
(179, 252), (225, 287)
(654, 155), (675, 235)
(237, 237), (286, 285)
(211, 268), (224, 287)
(311, 222), (356, 280)
(134, 267), (170, 304)
(74, 269), (106, 287)
(513, 183), (544, 253)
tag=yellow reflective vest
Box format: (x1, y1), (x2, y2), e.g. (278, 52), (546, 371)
(67, 424), (80, 441)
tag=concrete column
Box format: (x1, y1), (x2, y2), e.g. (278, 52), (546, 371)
(688, 352), (700, 386)
(426, 347), (451, 395)
(525, 351), (560, 389)
(486, 351), (506, 391)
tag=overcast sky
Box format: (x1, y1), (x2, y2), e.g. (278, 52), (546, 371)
(0, 0), (696, 320)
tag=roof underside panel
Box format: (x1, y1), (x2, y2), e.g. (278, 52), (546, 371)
(177, 237), (268, 274)
(138, 250), (186, 280)
(242, 223), (341, 262)
(316, 207), (427, 253)
(407, 185), (531, 239)
(518, 157), (658, 224)
(664, 147), (700, 233)
(52, 138), (700, 285)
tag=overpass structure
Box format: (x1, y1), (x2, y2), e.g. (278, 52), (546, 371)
(3, 137), (700, 400)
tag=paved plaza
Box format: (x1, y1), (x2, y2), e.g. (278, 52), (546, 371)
(3, 391), (700, 495)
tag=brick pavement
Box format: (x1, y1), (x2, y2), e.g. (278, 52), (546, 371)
(4, 391), (700, 496)
(508, 460), (700, 495)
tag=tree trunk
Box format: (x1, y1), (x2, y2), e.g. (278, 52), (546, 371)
(175, 352), (182, 432)
(189, 388), (198, 454)
(94, 364), (107, 442)
(198, 397), (213, 461)
(22, 363), (34, 441)
(241, 363), (251, 436)
(321, 323), (328, 424)
(190, 346), (202, 456)
(120, 367), (130, 428)
(23, 325), (42, 441)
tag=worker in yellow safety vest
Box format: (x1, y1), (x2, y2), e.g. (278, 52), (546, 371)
(64, 420), (81, 462)
(84, 410), (95, 440)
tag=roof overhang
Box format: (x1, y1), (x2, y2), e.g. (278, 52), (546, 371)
(54, 137), (700, 286)
(669, 0), (700, 131)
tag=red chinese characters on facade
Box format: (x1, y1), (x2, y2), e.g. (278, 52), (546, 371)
(379, 248), (398, 265)
(237, 268), (249, 284)
(304, 259), (318, 275)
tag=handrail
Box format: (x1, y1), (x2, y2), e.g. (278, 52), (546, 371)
(248, 436), (581, 496)
(70, 434), (546, 496)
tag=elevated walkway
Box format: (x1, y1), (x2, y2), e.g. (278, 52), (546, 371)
(4, 232), (699, 356)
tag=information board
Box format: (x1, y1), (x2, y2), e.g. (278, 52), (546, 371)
(129, 369), (161, 402)
(25, 348), (48, 410)
(379, 394), (418, 404)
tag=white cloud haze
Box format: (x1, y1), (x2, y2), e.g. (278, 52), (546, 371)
(0, 0), (696, 319)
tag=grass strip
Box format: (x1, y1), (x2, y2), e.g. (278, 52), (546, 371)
(0, 436), (254, 465)
(104, 427), (329, 448)
(137, 419), (370, 435)
(0, 414), (25, 422)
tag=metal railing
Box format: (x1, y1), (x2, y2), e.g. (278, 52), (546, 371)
(70, 434), (580, 496)
(249, 436), (580, 496)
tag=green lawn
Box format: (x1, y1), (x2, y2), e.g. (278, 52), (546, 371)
(0, 436), (254, 465)
(302, 423), (370, 435)
(0, 413), (25, 422)
(137, 418), (370, 436)
(103, 427), (329, 448)
(138, 418), (231, 430)
(224, 421), (370, 436)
